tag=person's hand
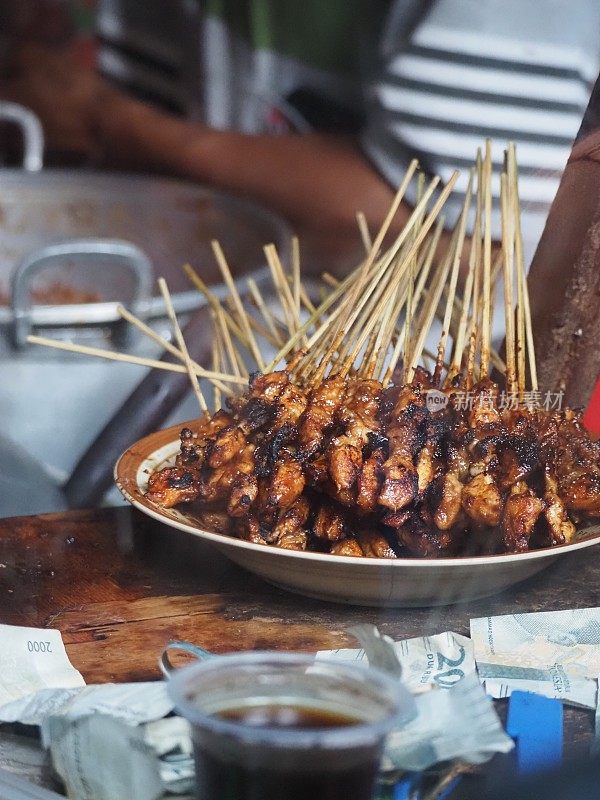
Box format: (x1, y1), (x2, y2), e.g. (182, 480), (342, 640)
(0, 43), (104, 158)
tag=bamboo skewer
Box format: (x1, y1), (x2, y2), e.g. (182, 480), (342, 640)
(116, 304), (234, 397)
(434, 171), (474, 385)
(508, 143), (537, 393)
(400, 172), (426, 381)
(216, 306), (246, 379)
(211, 241), (265, 370)
(356, 211), (373, 254)
(264, 244), (297, 338)
(182, 263), (248, 345)
(500, 173), (516, 395)
(26, 335), (247, 385)
(212, 338), (222, 409)
(382, 216), (445, 386)
(158, 277), (208, 415)
(291, 236), (302, 323)
(247, 277), (284, 346)
(312, 159), (420, 383)
(408, 225), (459, 381)
(480, 140), (494, 377)
(325, 173), (459, 382)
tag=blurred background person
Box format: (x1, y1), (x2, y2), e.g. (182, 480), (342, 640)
(1, 0), (599, 274)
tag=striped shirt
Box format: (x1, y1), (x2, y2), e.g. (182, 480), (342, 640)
(362, 0), (600, 261)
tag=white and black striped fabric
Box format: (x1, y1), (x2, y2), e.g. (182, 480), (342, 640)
(362, 0), (600, 260)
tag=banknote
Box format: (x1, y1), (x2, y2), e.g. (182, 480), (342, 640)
(0, 624), (84, 706)
(317, 627), (476, 693)
(318, 626), (513, 770)
(470, 608), (600, 708)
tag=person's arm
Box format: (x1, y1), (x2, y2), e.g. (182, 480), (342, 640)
(1, 43), (405, 273)
(94, 91), (403, 270)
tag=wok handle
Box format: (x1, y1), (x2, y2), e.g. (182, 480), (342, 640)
(63, 305), (215, 509)
(10, 238), (153, 348)
(0, 101), (44, 171)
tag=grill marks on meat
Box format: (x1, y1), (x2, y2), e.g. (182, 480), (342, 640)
(298, 376), (345, 456)
(378, 385), (426, 512)
(145, 369), (600, 557)
(145, 466), (201, 508)
(501, 482), (544, 553)
(327, 379), (382, 495)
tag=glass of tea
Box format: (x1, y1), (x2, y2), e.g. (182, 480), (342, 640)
(168, 651), (414, 800)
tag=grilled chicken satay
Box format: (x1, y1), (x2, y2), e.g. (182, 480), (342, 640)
(297, 375), (346, 457)
(461, 379), (504, 528)
(357, 527), (397, 558)
(270, 497), (310, 550)
(330, 537), (364, 557)
(327, 378), (382, 495)
(145, 465), (202, 508)
(357, 446), (386, 513)
(433, 395), (470, 530)
(146, 414), (234, 507)
(543, 470), (576, 545)
(394, 507), (453, 557)
(378, 383), (427, 512)
(501, 481), (544, 553)
(313, 502), (348, 542)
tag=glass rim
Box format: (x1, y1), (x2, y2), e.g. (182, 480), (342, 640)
(167, 651), (410, 750)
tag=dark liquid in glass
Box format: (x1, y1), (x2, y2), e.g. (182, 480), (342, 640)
(193, 704), (380, 800)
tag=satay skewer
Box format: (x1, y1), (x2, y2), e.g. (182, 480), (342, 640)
(26, 335), (247, 385)
(356, 211), (373, 254)
(500, 172), (517, 395)
(329, 173), (460, 381)
(158, 277), (208, 415)
(116, 304), (234, 397)
(291, 236), (302, 321)
(508, 143), (537, 392)
(211, 338), (222, 410)
(212, 240), (265, 370)
(216, 305), (248, 379)
(312, 160), (422, 383)
(408, 223), (460, 381)
(382, 216), (445, 385)
(434, 171), (474, 385)
(246, 277), (285, 346)
(480, 139), (494, 377)
(182, 263), (247, 345)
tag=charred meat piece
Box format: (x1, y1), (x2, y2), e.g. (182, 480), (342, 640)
(235, 516), (266, 545)
(199, 442), (256, 504)
(357, 528), (397, 559)
(208, 426), (247, 468)
(559, 472), (600, 516)
(313, 503), (347, 542)
(271, 497), (310, 550)
(330, 538), (364, 557)
(378, 384), (427, 511)
(461, 473), (503, 527)
(266, 452), (306, 512)
(434, 470), (463, 530)
(501, 482), (544, 553)
(394, 511), (453, 557)
(328, 379), (382, 493)
(357, 447), (385, 513)
(175, 411), (233, 467)
(146, 466), (201, 507)
(298, 376), (346, 456)
(227, 473), (259, 517)
(543, 471), (576, 544)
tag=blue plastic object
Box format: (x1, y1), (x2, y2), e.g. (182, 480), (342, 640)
(506, 691), (563, 775)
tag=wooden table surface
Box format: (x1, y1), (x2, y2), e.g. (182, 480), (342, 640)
(0, 506), (598, 786)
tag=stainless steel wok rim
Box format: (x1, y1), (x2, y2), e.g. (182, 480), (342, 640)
(0, 169), (291, 329)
